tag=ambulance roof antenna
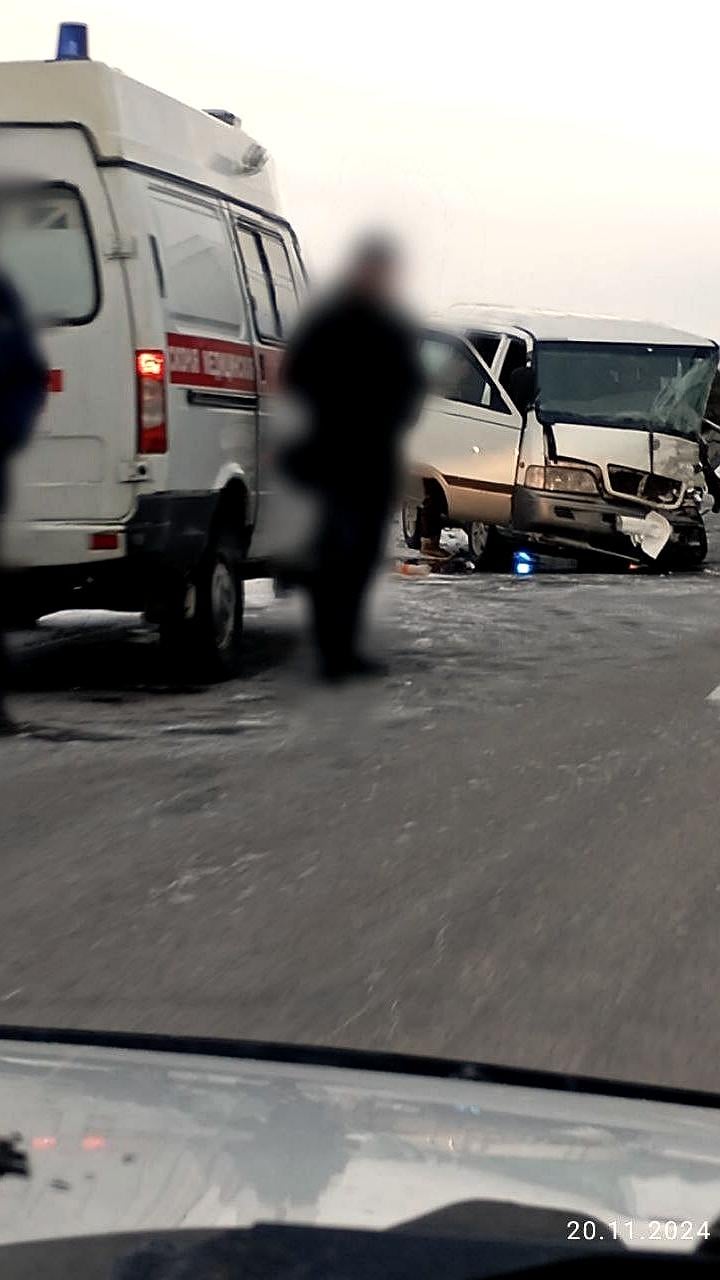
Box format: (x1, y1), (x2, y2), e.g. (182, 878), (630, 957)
(205, 109), (240, 127)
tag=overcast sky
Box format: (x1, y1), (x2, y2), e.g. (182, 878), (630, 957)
(6, 1), (720, 336)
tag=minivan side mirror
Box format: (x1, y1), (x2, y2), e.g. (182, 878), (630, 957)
(507, 366), (536, 413)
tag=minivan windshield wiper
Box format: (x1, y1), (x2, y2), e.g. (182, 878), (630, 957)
(537, 410), (649, 428)
(537, 409), (700, 438)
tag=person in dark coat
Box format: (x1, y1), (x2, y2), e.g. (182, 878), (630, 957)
(698, 426), (720, 512)
(0, 271), (47, 732)
(283, 236), (425, 681)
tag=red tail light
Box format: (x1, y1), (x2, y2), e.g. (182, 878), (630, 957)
(89, 532), (119, 551)
(136, 349), (167, 454)
(81, 1135), (106, 1151)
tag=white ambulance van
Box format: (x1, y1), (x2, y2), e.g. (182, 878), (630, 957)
(0, 26), (306, 675)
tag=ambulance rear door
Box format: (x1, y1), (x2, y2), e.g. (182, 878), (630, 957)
(0, 125), (136, 524)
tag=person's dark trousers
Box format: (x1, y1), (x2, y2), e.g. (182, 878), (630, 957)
(0, 477), (6, 715)
(0, 552), (10, 723)
(420, 491), (442, 545)
(0, 482), (17, 728)
(699, 433), (720, 512)
(309, 491), (389, 678)
(0, 614), (8, 717)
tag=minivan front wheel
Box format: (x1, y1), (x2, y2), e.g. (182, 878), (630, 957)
(656, 523), (708, 573)
(466, 520), (498, 569)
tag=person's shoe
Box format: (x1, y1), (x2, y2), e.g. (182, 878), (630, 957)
(319, 665), (347, 685)
(346, 655), (389, 679)
(420, 538), (450, 560)
(0, 712), (23, 736)
(318, 655), (389, 683)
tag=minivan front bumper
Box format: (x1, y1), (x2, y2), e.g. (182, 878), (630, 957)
(512, 486), (705, 559)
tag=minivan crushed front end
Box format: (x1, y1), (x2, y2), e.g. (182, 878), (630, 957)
(513, 472), (707, 565)
(513, 337), (717, 566)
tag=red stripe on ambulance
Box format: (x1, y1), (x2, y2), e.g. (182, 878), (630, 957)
(167, 333), (256, 392)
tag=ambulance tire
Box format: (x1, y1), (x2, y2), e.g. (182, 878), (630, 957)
(193, 539), (245, 679)
(159, 536), (245, 681)
(5, 596), (40, 630)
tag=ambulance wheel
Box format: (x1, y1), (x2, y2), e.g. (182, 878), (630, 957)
(4, 579), (48, 628)
(401, 501), (423, 550)
(192, 539), (245, 678)
(5, 598), (40, 629)
(159, 537), (245, 680)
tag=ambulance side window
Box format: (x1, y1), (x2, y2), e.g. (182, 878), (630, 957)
(283, 234), (307, 296)
(260, 234), (299, 334)
(235, 224), (300, 342)
(235, 226), (280, 340)
(149, 189), (248, 336)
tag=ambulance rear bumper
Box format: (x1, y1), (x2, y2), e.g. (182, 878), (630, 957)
(3, 495), (235, 620)
(2, 521), (127, 570)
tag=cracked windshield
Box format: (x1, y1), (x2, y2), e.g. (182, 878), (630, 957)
(3, 3), (720, 1275)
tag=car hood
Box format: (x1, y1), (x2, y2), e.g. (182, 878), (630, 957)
(550, 422), (698, 486)
(1, 1034), (720, 1251)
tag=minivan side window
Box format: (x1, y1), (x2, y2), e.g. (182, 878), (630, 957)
(235, 224), (299, 341)
(0, 184), (98, 325)
(499, 338), (529, 404)
(150, 189), (248, 336)
(470, 333), (501, 370)
(422, 335), (509, 414)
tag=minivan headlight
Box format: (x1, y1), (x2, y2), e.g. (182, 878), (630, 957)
(525, 465), (600, 495)
(684, 485), (704, 509)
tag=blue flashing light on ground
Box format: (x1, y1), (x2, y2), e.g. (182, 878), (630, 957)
(513, 550), (535, 577)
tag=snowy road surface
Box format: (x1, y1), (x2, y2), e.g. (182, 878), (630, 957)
(3, 524), (720, 1091)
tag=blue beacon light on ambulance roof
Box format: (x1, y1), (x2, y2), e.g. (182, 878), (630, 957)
(56, 23), (89, 61)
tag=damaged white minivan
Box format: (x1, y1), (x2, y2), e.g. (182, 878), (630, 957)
(404, 307), (717, 569)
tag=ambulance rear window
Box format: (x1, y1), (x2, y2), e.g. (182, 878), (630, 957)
(0, 184), (97, 325)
